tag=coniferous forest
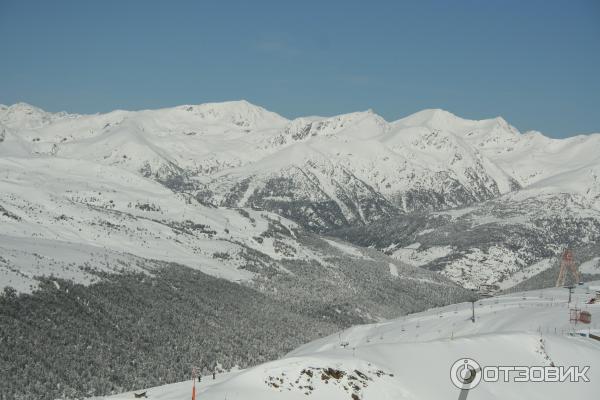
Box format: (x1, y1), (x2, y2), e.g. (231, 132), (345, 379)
(0, 251), (470, 400)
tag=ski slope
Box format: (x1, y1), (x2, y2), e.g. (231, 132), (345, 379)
(103, 283), (600, 400)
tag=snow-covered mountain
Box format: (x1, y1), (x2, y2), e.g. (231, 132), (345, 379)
(2, 102), (598, 225)
(2, 100), (599, 290)
(103, 283), (600, 400)
(2, 100), (600, 399)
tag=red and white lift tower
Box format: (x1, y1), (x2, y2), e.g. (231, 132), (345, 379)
(555, 248), (580, 288)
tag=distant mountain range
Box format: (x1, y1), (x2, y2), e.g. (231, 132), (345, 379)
(2, 100), (599, 290)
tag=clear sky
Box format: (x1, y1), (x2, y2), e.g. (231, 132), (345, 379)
(0, 0), (598, 137)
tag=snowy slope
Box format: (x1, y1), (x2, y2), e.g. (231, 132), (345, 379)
(0, 155), (314, 292)
(103, 283), (600, 400)
(0, 152), (466, 318)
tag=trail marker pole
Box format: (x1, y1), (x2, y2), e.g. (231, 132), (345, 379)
(567, 285), (574, 304)
(192, 367), (197, 400)
(469, 289), (478, 323)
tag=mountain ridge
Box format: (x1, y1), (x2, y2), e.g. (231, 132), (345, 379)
(6, 100), (598, 138)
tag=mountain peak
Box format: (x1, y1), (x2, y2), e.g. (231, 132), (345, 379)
(0, 102), (64, 129)
(179, 100), (289, 128)
(282, 109), (389, 141)
(394, 108), (522, 139)
(5, 102), (47, 114)
(394, 108), (468, 131)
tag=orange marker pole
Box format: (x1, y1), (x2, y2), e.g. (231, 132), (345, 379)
(192, 367), (197, 400)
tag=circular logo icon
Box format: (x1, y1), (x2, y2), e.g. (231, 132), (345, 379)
(450, 358), (482, 390)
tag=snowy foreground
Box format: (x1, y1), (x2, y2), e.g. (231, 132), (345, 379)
(102, 284), (600, 400)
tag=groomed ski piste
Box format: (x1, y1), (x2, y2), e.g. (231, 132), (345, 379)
(102, 283), (600, 400)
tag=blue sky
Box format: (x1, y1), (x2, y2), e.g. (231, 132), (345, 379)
(0, 0), (598, 137)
